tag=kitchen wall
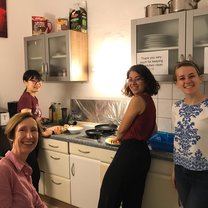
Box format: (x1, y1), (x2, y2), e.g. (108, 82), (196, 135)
(0, 0), (208, 132)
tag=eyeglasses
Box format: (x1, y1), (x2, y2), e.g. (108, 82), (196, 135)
(127, 77), (144, 84)
(29, 79), (42, 85)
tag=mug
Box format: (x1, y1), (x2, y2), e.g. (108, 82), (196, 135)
(32, 16), (52, 35)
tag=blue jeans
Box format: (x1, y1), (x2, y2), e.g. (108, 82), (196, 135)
(175, 165), (208, 208)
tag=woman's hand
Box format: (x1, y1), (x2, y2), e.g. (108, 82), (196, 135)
(48, 126), (64, 134)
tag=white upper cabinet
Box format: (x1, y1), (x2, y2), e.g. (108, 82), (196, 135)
(131, 7), (208, 81)
(24, 30), (88, 82)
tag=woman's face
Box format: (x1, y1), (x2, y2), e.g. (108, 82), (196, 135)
(127, 71), (145, 95)
(175, 66), (202, 95)
(12, 117), (39, 160)
(24, 78), (42, 94)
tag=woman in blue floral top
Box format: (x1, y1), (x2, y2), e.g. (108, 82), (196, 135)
(172, 60), (208, 208)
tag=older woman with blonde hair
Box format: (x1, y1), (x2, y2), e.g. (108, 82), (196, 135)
(0, 112), (47, 208)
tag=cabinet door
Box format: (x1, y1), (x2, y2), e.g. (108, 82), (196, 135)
(142, 172), (179, 208)
(24, 35), (46, 80)
(45, 30), (88, 82)
(131, 12), (186, 81)
(100, 162), (109, 184)
(187, 7), (208, 76)
(38, 149), (70, 178)
(70, 154), (100, 208)
(45, 31), (69, 81)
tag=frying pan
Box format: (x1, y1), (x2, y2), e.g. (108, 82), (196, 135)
(85, 129), (102, 139)
(95, 124), (117, 135)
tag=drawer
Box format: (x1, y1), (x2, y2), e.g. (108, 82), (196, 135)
(99, 149), (116, 163)
(40, 138), (68, 154)
(38, 149), (70, 178)
(44, 173), (70, 204)
(70, 143), (101, 160)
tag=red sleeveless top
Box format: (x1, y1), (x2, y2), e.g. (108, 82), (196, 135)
(123, 94), (156, 142)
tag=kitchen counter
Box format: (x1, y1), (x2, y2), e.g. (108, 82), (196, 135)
(47, 131), (173, 162)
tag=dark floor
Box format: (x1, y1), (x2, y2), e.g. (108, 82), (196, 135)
(40, 195), (78, 208)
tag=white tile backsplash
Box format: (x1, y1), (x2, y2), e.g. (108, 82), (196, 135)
(157, 99), (172, 118)
(158, 83), (173, 99)
(172, 84), (184, 100)
(158, 117), (172, 133)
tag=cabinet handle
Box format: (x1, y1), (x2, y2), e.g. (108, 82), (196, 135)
(41, 63), (45, 74)
(78, 149), (90, 154)
(48, 144), (59, 149)
(50, 155), (60, 160)
(51, 180), (62, 185)
(71, 163), (75, 176)
(45, 63), (48, 74)
(179, 54), (185, 62)
(187, 54), (193, 61)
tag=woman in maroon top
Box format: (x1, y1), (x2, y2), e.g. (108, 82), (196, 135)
(17, 70), (62, 192)
(98, 64), (160, 208)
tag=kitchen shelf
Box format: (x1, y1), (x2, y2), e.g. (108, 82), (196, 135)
(140, 46), (178, 52)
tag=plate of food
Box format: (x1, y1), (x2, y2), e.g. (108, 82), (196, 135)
(105, 137), (120, 146)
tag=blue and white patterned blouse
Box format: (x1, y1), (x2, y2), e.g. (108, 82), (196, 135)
(172, 98), (208, 171)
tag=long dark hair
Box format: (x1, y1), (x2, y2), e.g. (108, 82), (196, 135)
(122, 64), (160, 97)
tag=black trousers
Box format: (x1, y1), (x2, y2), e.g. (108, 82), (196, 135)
(98, 139), (151, 208)
(26, 142), (40, 192)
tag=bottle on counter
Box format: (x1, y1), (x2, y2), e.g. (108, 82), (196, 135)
(52, 103), (58, 123)
(49, 103), (54, 122)
(57, 103), (62, 124)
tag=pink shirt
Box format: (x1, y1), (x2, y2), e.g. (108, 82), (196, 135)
(0, 151), (47, 208)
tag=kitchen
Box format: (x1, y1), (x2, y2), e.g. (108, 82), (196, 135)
(1, 0), (208, 207)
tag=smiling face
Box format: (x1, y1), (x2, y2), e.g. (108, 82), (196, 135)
(12, 117), (39, 161)
(24, 79), (42, 95)
(175, 66), (202, 96)
(127, 71), (145, 96)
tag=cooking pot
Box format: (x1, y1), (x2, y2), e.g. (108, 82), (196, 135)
(145, 4), (167, 17)
(168, 0), (200, 12)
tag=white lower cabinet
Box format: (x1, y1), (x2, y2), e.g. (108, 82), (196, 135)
(142, 158), (179, 208)
(38, 139), (70, 203)
(70, 154), (100, 208)
(69, 143), (116, 208)
(44, 173), (71, 204)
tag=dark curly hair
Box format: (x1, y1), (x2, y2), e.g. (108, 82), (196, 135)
(122, 64), (160, 97)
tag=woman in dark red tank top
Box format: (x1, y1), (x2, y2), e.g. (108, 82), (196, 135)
(98, 64), (160, 208)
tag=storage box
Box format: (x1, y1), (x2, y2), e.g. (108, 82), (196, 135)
(148, 131), (174, 153)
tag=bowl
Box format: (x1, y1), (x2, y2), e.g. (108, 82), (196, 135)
(67, 126), (83, 134)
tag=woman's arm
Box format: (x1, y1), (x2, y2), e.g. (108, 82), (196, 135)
(117, 96), (145, 141)
(20, 108), (32, 113)
(0, 165), (12, 207)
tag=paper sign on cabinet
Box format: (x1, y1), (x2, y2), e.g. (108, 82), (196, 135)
(137, 50), (168, 75)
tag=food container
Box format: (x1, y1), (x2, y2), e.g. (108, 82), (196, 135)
(148, 131), (174, 153)
(145, 4), (167, 17)
(56, 18), (69, 31)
